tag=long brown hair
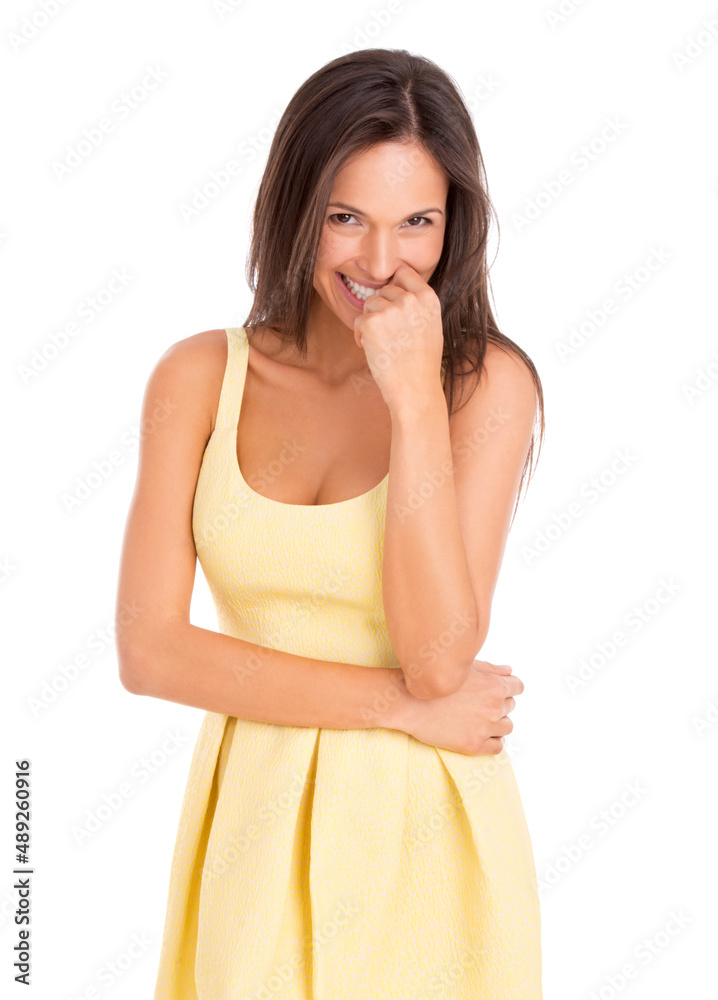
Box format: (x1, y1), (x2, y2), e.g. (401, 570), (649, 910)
(242, 48), (544, 518)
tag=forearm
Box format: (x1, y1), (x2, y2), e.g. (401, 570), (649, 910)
(120, 619), (414, 732)
(383, 389), (480, 698)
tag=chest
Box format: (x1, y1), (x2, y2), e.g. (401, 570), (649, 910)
(235, 361), (393, 506)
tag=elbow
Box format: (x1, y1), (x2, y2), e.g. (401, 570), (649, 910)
(117, 644), (150, 696)
(116, 627), (158, 697)
(400, 619), (490, 701)
(117, 614), (186, 697)
(402, 657), (471, 700)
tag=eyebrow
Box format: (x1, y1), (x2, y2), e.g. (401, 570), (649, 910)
(328, 201), (444, 217)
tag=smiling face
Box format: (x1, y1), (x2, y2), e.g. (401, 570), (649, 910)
(310, 140), (449, 332)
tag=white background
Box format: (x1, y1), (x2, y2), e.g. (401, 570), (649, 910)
(2, 0), (717, 997)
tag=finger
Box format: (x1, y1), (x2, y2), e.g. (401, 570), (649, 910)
(362, 284), (405, 307)
(479, 736), (504, 756)
(385, 262), (426, 292)
(479, 664), (513, 678)
(508, 676), (525, 696)
(376, 281), (405, 299)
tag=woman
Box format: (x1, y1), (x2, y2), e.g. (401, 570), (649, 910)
(116, 48), (545, 999)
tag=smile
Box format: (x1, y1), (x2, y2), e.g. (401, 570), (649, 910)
(336, 271), (384, 306)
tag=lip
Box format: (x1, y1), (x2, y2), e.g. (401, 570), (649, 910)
(339, 272), (387, 290)
(335, 270), (368, 309)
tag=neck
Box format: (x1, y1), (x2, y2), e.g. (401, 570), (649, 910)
(298, 290), (370, 383)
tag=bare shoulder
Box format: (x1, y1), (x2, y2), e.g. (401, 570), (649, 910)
(452, 339), (537, 422)
(147, 327), (229, 436)
(153, 326), (228, 375)
(480, 340), (536, 397)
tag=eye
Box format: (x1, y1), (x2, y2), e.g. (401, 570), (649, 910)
(329, 214), (433, 227)
(405, 216), (432, 227)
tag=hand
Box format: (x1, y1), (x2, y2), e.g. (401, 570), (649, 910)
(353, 263), (444, 414)
(401, 659), (524, 756)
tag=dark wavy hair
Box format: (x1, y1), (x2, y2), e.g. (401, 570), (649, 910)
(242, 48), (544, 517)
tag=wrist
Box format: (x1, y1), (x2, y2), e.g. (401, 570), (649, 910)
(389, 384), (447, 426)
(362, 668), (418, 733)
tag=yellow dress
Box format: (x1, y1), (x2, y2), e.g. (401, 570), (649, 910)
(153, 326), (543, 999)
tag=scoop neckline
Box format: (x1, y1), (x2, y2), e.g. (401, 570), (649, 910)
(229, 327), (389, 510)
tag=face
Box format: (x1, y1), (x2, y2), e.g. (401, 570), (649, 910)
(311, 141), (449, 332)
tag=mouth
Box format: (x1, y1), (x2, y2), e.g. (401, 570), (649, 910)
(335, 271), (384, 309)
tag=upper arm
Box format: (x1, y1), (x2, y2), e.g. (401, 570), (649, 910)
(115, 329), (227, 691)
(449, 341), (539, 652)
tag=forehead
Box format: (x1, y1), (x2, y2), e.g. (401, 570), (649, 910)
(330, 142), (448, 203)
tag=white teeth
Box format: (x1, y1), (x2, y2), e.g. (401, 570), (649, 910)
(341, 273), (382, 301)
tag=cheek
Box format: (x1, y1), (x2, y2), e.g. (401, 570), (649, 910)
(316, 230), (341, 271)
(412, 238), (443, 271)
(425, 231), (446, 267)
(317, 227), (359, 271)
(313, 238), (340, 290)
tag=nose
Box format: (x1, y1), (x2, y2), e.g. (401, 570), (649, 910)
(356, 229), (401, 283)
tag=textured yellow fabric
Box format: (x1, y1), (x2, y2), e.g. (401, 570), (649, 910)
(153, 327), (543, 999)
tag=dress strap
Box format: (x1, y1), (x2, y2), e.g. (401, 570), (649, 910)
(217, 327), (444, 434)
(214, 327), (248, 432)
